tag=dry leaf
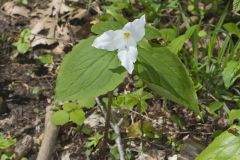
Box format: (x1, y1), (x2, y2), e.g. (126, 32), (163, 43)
(70, 9), (88, 21)
(48, 0), (73, 16)
(168, 155), (178, 160)
(84, 112), (105, 129)
(61, 151), (71, 160)
(1, 1), (30, 17)
(138, 150), (166, 160)
(30, 17), (57, 47)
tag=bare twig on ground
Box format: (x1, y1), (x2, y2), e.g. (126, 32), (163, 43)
(37, 105), (59, 160)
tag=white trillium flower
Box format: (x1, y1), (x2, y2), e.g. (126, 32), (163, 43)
(92, 15), (146, 74)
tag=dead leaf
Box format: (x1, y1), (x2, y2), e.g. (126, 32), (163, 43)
(70, 9), (88, 21)
(84, 112), (105, 129)
(61, 151), (71, 160)
(138, 150), (166, 160)
(168, 155), (178, 160)
(1, 1), (30, 17)
(127, 121), (155, 138)
(30, 17), (57, 47)
(48, 0), (73, 16)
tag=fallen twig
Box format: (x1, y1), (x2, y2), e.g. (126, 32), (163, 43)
(36, 105), (59, 160)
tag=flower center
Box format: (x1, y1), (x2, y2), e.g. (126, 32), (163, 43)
(123, 32), (131, 40)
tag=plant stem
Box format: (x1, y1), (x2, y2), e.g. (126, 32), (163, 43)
(96, 97), (125, 160)
(103, 91), (113, 147)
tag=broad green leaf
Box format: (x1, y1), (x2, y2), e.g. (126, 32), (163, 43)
(55, 37), (127, 101)
(196, 125), (240, 160)
(159, 28), (177, 42)
(70, 109), (85, 125)
(145, 25), (162, 40)
(51, 110), (69, 125)
(223, 23), (240, 37)
(229, 110), (240, 125)
(137, 47), (199, 113)
(222, 61), (240, 89)
(63, 102), (79, 112)
(79, 97), (96, 109)
(167, 35), (186, 54)
(91, 21), (122, 34)
(168, 25), (198, 54)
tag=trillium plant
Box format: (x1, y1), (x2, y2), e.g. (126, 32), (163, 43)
(52, 12), (200, 159)
(54, 12), (199, 127)
(92, 15), (146, 74)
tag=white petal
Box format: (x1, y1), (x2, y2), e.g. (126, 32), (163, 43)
(123, 15), (146, 42)
(92, 30), (125, 51)
(117, 46), (138, 74)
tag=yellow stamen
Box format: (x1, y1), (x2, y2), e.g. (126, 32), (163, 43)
(123, 32), (131, 40)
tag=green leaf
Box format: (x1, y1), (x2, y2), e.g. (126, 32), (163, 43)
(38, 54), (53, 64)
(184, 25), (199, 39)
(196, 125), (240, 160)
(113, 89), (153, 112)
(70, 109), (85, 125)
(91, 21), (122, 34)
(145, 25), (162, 40)
(79, 97), (96, 109)
(198, 30), (207, 38)
(137, 47), (199, 113)
(55, 36), (127, 101)
(207, 101), (224, 116)
(223, 23), (240, 37)
(13, 28), (32, 54)
(167, 35), (186, 54)
(0, 133), (16, 150)
(145, 25), (176, 41)
(63, 102), (79, 112)
(159, 28), (177, 42)
(229, 110), (240, 125)
(233, 0), (240, 13)
(51, 110), (69, 125)
(113, 94), (139, 109)
(106, 9), (128, 25)
(222, 61), (240, 89)
(168, 25), (198, 54)
(15, 42), (30, 54)
(85, 133), (103, 148)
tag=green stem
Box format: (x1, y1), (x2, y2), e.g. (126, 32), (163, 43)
(103, 91), (113, 146)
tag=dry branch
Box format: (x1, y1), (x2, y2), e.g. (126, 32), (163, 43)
(37, 105), (59, 160)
